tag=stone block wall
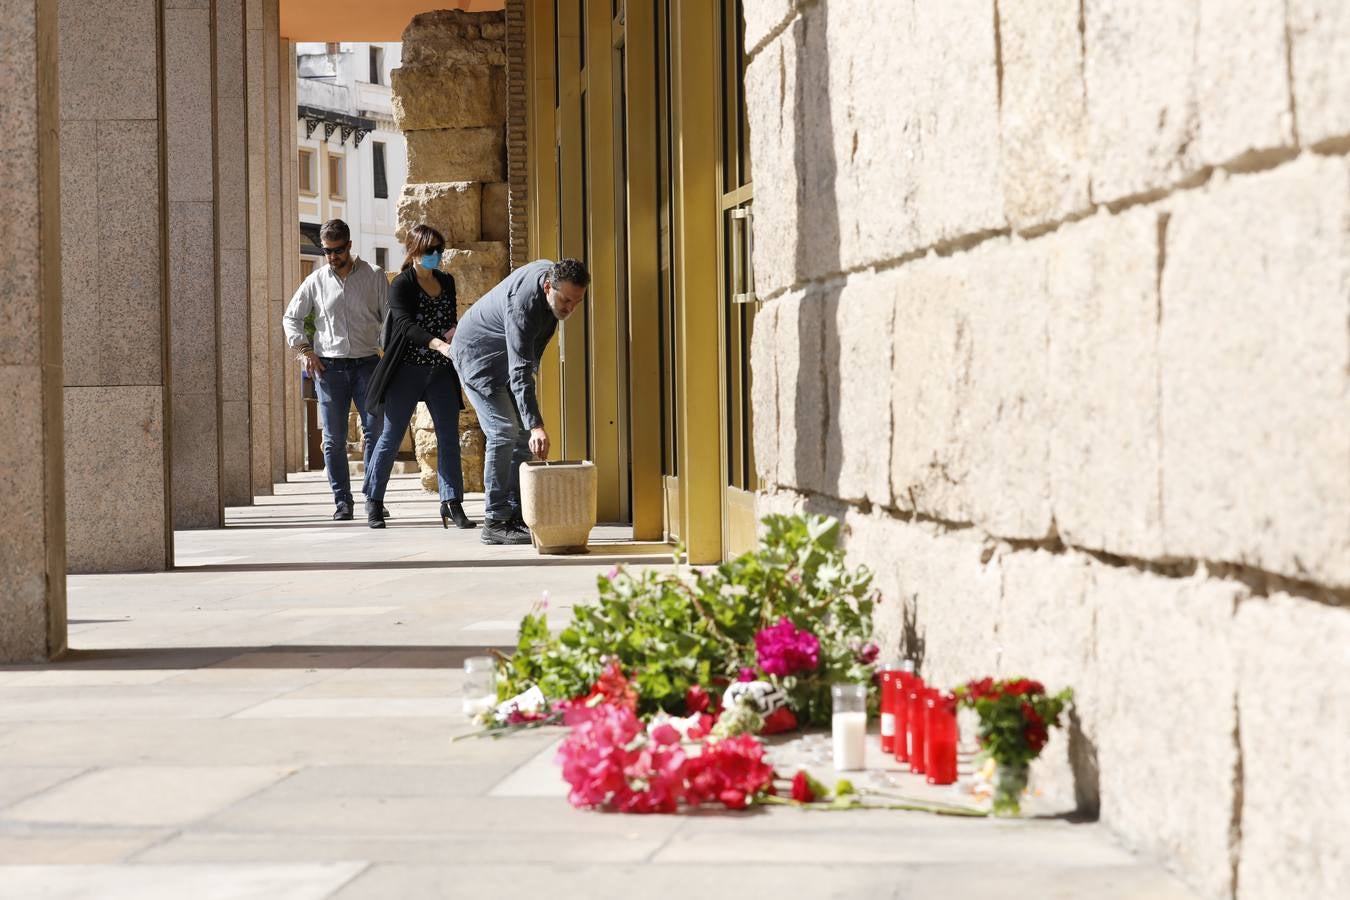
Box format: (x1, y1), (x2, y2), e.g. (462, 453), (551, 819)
(745, 3), (1349, 898)
(505, 0), (529, 268)
(392, 10), (512, 494)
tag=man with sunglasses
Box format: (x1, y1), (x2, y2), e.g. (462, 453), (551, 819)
(282, 219), (390, 521)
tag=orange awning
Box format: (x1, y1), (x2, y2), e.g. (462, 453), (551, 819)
(280, 0), (505, 42)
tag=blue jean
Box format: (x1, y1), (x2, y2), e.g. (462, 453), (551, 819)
(462, 383), (532, 522)
(366, 364), (465, 503)
(314, 355), (382, 507)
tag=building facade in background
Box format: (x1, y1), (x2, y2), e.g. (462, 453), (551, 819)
(296, 42), (407, 277)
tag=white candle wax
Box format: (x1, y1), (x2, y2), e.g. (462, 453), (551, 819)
(832, 711), (867, 771)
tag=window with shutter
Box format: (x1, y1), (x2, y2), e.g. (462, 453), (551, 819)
(372, 142), (388, 199)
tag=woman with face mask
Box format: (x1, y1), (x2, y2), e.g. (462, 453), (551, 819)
(362, 223), (475, 530)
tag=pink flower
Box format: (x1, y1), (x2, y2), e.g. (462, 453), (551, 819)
(605, 565), (620, 581)
(555, 702), (687, 813)
(738, 666), (757, 683)
(754, 617), (821, 677)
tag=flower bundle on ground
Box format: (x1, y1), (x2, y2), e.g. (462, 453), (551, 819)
(555, 665), (775, 812)
(498, 514), (878, 728)
(954, 677), (1074, 770)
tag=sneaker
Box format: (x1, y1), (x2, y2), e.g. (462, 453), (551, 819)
(333, 501), (353, 521)
(505, 516), (531, 536)
(480, 519), (531, 545)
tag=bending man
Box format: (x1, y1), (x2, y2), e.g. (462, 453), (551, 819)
(450, 258), (589, 545)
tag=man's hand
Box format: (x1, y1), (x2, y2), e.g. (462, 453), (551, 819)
(300, 350), (325, 378)
(431, 339), (453, 359)
(529, 426), (550, 460)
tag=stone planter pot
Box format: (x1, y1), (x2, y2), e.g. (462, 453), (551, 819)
(519, 460), (597, 554)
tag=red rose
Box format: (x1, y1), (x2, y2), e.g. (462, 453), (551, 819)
(791, 770), (816, 803)
(685, 684), (711, 715)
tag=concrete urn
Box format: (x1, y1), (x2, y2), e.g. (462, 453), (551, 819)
(519, 460), (597, 554)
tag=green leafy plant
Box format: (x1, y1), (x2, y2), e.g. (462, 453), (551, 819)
(498, 513), (879, 725)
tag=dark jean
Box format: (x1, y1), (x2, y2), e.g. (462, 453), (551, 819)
(366, 364), (465, 503)
(461, 383), (532, 522)
(313, 355), (382, 507)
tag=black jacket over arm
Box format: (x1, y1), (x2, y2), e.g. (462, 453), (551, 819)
(364, 268), (458, 416)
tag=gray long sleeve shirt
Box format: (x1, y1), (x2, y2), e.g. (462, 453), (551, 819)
(281, 258), (388, 358)
(449, 259), (558, 431)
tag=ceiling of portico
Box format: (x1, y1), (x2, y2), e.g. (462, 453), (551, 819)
(280, 0), (505, 41)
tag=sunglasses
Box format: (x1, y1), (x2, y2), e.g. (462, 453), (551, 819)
(321, 243), (351, 256)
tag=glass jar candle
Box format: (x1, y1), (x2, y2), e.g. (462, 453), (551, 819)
(462, 655), (498, 717)
(830, 682), (868, 771)
(924, 691), (958, 785)
(877, 664), (900, 754)
(908, 683), (935, 775)
(892, 663), (916, 763)
(902, 673), (925, 768)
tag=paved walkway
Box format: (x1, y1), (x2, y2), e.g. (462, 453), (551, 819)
(0, 473), (1198, 899)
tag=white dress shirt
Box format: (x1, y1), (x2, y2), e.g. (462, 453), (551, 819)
(282, 257), (389, 358)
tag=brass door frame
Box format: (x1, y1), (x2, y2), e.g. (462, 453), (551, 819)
(670, 0), (724, 563)
(621, 0), (664, 539)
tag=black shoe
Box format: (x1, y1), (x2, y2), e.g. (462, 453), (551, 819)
(365, 501), (386, 529)
(382, 506), (391, 519)
(480, 519), (531, 545)
(505, 514), (531, 535)
(333, 501), (353, 521)
(440, 500), (476, 530)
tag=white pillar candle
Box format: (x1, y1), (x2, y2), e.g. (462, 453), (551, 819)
(832, 711), (867, 771)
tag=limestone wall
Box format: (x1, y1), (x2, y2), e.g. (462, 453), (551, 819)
(745, 2), (1349, 898)
(505, 0), (529, 269)
(392, 10), (513, 494)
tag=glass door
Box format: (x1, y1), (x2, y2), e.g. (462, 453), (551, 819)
(719, 0), (757, 556)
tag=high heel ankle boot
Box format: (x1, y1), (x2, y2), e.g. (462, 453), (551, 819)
(440, 500), (476, 530)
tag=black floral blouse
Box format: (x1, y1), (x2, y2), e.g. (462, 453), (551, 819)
(400, 272), (457, 368)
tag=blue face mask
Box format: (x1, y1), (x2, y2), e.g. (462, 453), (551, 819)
(420, 250), (443, 270)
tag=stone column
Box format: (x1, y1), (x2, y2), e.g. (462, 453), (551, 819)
(215, 0), (253, 507)
(244, 0), (273, 495)
(263, 0), (286, 485)
(165, 0), (222, 529)
(393, 10), (511, 494)
(280, 39), (304, 475)
(1, 0), (67, 660)
(58, 0), (172, 572)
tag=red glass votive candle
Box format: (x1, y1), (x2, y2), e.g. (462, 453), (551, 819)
(924, 691), (958, 785)
(878, 665), (900, 753)
(893, 669), (916, 763)
(905, 678), (928, 773)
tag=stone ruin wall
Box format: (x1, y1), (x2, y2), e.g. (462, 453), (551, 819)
(744, 2), (1348, 899)
(390, 9), (514, 493)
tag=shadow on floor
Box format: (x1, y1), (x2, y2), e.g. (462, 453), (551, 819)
(2, 644), (517, 671)
(173, 543), (675, 571)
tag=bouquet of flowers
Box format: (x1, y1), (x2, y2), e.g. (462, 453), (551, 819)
(555, 663), (775, 813)
(496, 514), (879, 731)
(954, 677), (1073, 815)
